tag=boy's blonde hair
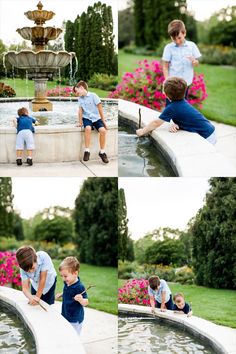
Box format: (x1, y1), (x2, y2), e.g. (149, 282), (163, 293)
(16, 246), (37, 272)
(59, 256), (80, 273)
(168, 20), (186, 38)
(17, 107), (29, 117)
(173, 292), (185, 302)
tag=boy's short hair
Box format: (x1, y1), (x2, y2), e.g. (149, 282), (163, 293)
(17, 107), (28, 117)
(168, 20), (186, 38)
(16, 246), (37, 272)
(148, 275), (160, 290)
(164, 76), (187, 101)
(73, 80), (88, 93)
(173, 292), (185, 302)
(59, 256), (80, 273)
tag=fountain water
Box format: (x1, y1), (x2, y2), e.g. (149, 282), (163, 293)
(4, 1), (75, 111)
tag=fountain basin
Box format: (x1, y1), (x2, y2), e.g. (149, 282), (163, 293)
(24, 9), (55, 25)
(0, 98), (118, 163)
(119, 304), (236, 354)
(5, 50), (75, 73)
(17, 27), (63, 44)
(0, 286), (86, 354)
(119, 99), (236, 177)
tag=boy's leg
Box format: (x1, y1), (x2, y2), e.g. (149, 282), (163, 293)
(136, 120), (163, 137)
(25, 130), (35, 166)
(98, 127), (106, 150)
(84, 126), (92, 149)
(16, 131), (24, 165)
(70, 322), (83, 336)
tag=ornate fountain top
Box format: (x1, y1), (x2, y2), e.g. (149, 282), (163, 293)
(24, 1), (55, 25)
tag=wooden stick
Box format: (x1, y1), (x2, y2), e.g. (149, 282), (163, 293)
(38, 301), (47, 312)
(79, 284), (96, 295)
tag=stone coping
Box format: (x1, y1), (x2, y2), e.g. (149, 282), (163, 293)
(119, 304), (236, 354)
(0, 286), (86, 354)
(119, 99), (236, 177)
(0, 97), (117, 103)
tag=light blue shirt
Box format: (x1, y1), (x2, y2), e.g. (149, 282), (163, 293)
(78, 91), (101, 122)
(148, 279), (171, 303)
(162, 40), (201, 85)
(20, 251), (57, 295)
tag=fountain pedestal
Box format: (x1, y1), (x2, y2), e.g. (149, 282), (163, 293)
(30, 78), (52, 111)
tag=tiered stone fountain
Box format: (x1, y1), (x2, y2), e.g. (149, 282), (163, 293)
(5, 1), (75, 111)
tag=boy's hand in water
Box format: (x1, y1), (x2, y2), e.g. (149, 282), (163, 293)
(169, 123), (179, 133)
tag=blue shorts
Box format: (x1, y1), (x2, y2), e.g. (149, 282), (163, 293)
(82, 118), (104, 131)
(31, 277), (57, 305)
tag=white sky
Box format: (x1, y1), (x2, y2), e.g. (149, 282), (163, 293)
(119, 178), (210, 240)
(0, 0), (118, 46)
(118, 0), (236, 21)
(12, 177), (85, 219)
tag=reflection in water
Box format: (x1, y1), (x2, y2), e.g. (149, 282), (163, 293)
(118, 123), (175, 177)
(119, 317), (213, 354)
(0, 303), (36, 354)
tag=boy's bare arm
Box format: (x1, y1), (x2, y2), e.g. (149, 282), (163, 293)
(74, 294), (89, 306)
(162, 61), (169, 80)
(161, 291), (166, 311)
(77, 107), (83, 127)
(97, 103), (108, 129)
(136, 118), (165, 137)
(150, 295), (156, 313)
(22, 279), (34, 301)
(35, 270), (47, 300)
(12, 118), (17, 127)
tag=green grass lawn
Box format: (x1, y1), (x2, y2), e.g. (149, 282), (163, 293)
(119, 49), (236, 126)
(2, 78), (109, 98)
(53, 260), (117, 315)
(118, 279), (236, 328)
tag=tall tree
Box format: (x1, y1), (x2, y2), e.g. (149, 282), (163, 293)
(118, 188), (134, 261)
(74, 178), (118, 266)
(118, 7), (135, 48)
(191, 178), (236, 289)
(0, 178), (14, 237)
(134, 0), (187, 48)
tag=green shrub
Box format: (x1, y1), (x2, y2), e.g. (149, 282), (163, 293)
(174, 266), (194, 285)
(88, 73), (118, 91)
(0, 237), (21, 251)
(199, 44), (236, 66)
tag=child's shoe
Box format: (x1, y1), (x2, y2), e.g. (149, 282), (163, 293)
(99, 152), (109, 163)
(83, 151), (90, 161)
(16, 158), (22, 166)
(26, 158), (33, 166)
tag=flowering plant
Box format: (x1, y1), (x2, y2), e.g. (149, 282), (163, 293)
(109, 59), (208, 109)
(118, 278), (150, 306)
(47, 86), (78, 97)
(0, 251), (21, 289)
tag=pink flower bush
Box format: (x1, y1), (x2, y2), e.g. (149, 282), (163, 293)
(47, 86), (78, 97)
(109, 59), (208, 109)
(0, 251), (21, 289)
(118, 278), (150, 306)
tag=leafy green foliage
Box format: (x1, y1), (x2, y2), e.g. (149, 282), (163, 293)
(191, 178), (236, 289)
(74, 178), (118, 266)
(0, 178), (14, 238)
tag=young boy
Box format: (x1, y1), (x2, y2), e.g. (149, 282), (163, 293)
(173, 292), (193, 317)
(74, 81), (109, 163)
(162, 19), (201, 102)
(16, 246), (57, 305)
(13, 107), (38, 166)
(136, 76), (216, 145)
(148, 275), (174, 313)
(56, 257), (88, 335)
